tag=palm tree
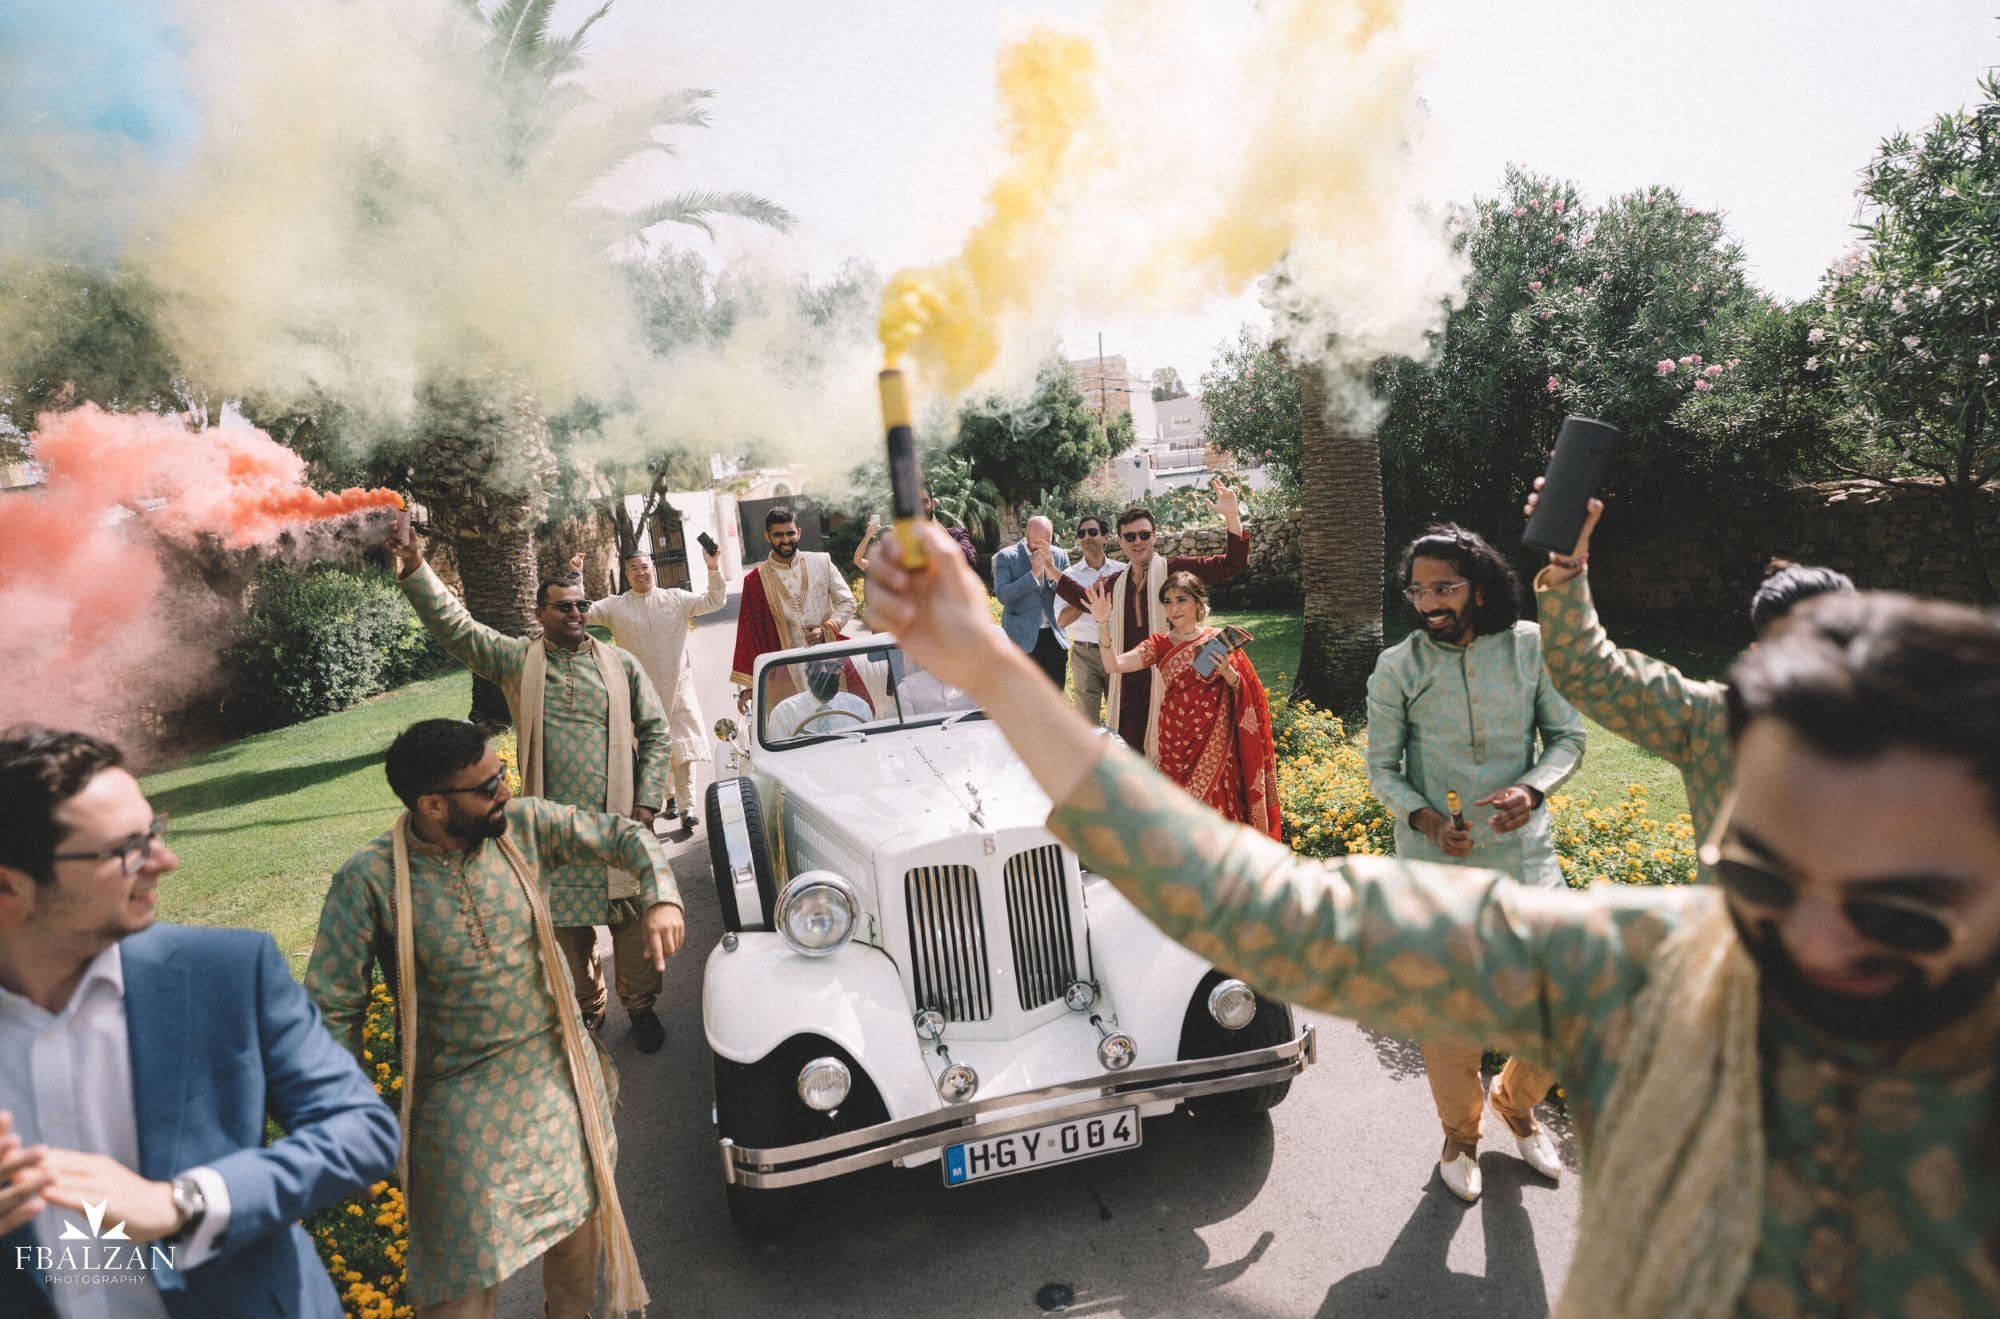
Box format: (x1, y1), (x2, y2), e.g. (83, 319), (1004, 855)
(429, 0), (794, 726)
(1291, 354), (1385, 714)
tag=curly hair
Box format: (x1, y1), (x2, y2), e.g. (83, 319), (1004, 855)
(1397, 524), (1521, 636)
(0, 726), (126, 885)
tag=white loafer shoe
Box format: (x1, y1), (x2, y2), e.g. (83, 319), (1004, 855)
(1439, 1151), (1482, 1202)
(1515, 1126), (1563, 1181)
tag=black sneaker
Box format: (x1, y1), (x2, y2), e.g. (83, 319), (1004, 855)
(631, 1010), (666, 1054)
(583, 1008), (606, 1035)
(680, 810), (699, 833)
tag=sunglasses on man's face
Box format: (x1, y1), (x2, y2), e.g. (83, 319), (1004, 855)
(1699, 796), (1966, 956)
(434, 763), (511, 801)
(545, 600), (588, 615)
(1079, 527), (1103, 537)
(1121, 529), (1153, 543)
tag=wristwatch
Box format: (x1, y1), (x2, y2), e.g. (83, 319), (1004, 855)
(169, 1174), (208, 1242)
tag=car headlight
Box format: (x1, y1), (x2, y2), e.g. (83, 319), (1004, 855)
(776, 871), (858, 957)
(797, 1057), (852, 1112)
(1207, 978), (1258, 1031)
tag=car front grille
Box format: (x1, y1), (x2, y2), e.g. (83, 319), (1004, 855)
(903, 864), (993, 1022)
(1003, 845), (1078, 1011)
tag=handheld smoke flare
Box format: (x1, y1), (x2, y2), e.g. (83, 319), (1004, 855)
(879, 369), (929, 571)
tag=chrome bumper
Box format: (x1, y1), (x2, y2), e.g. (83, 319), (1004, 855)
(719, 1026), (1315, 1189)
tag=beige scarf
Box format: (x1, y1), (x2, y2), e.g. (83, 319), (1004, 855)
(1557, 894), (1763, 1319)
(519, 637), (639, 897)
(756, 556), (816, 649)
(390, 816), (649, 1315)
(1103, 553), (1171, 760)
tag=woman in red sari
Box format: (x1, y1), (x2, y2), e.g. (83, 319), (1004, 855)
(1088, 571), (1282, 840)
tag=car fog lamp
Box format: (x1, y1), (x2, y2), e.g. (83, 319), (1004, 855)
(937, 1062), (979, 1103)
(1207, 979), (1258, 1031)
(796, 1056), (852, 1112)
(1063, 980), (1097, 1012)
(1097, 1032), (1138, 1072)
(913, 1009), (947, 1041)
(776, 871), (857, 957)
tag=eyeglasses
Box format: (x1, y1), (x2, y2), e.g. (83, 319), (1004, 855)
(545, 600), (588, 614)
(1699, 795), (1966, 955)
(1120, 529), (1153, 543)
(54, 816), (169, 877)
(1079, 527), (1104, 537)
(433, 764), (510, 801)
(1402, 581), (1468, 603)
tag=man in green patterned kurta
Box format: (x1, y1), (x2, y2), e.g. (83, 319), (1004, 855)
(308, 719), (684, 1317)
(391, 534), (676, 1052)
(1528, 488), (1854, 880)
(865, 521), (2000, 1319)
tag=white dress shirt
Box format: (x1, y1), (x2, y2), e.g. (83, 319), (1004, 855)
(0, 943), (231, 1318)
(1060, 558), (1124, 646)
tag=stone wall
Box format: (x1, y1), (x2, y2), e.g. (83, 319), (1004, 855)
(1587, 480), (2000, 627)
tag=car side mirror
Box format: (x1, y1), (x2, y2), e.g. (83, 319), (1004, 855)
(714, 718), (738, 742)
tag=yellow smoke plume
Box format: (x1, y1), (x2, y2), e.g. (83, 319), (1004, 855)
(880, 0), (1462, 395)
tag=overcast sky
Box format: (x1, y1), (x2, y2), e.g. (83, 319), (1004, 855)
(587, 0), (1998, 384)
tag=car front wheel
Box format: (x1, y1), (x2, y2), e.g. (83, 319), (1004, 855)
(1176, 969), (1297, 1121)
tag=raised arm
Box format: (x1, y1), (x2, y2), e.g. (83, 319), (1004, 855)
(1527, 487), (1720, 767)
(853, 515), (881, 574)
(387, 534), (527, 687)
(693, 548), (728, 616)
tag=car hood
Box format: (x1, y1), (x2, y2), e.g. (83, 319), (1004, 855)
(758, 719), (1056, 853)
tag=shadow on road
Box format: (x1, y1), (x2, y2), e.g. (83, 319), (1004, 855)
(1316, 1157), (1550, 1318)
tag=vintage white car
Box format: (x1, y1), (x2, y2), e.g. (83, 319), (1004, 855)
(702, 633), (1315, 1233)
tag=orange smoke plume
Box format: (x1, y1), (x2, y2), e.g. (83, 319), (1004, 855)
(0, 404), (403, 738)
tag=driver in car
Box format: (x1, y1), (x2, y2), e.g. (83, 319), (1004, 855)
(769, 658), (873, 739)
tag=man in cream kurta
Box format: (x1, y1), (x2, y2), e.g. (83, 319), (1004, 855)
(308, 719), (684, 1317)
(391, 535), (675, 1052)
(575, 545), (727, 833)
(731, 506), (856, 709)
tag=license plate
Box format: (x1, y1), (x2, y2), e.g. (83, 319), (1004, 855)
(943, 1107), (1141, 1186)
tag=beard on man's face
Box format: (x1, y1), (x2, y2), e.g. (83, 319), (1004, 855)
(448, 797), (509, 841)
(1420, 600), (1471, 641)
(1728, 905), (2000, 1043)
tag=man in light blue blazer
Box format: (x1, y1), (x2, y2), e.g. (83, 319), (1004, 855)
(992, 515), (1072, 689)
(0, 726), (398, 1319)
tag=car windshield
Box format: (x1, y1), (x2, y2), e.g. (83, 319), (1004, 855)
(757, 645), (983, 748)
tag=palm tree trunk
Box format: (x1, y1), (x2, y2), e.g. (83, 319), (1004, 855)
(454, 528), (542, 729)
(1292, 358), (1385, 715)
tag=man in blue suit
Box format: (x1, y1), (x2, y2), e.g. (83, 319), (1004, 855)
(0, 726), (398, 1318)
(993, 514), (1072, 689)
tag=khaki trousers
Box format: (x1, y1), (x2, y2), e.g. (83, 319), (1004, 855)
(1070, 640), (1109, 725)
(558, 922), (662, 1021)
(667, 758), (696, 816)
(416, 1216), (598, 1318)
(1421, 1041), (1558, 1147)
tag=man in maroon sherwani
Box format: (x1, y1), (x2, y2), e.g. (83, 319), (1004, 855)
(1056, 477), (1247, 757)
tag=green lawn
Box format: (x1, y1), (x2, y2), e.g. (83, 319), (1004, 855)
(143, 668), (469, 970)
(1213, 607), (1692, 823)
